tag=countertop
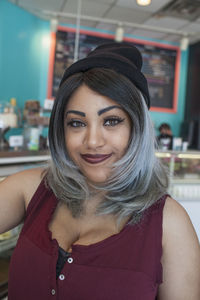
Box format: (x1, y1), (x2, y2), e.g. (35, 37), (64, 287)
(0, 150), (50, 165)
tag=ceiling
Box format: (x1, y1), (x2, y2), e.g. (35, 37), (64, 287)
(9, 0), (200, 45)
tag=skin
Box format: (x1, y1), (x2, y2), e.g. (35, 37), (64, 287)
(160, 128), (172, 136)
(0, 85), (199, 298)
(158, 197), (200, 299)
(64, 84), (132, 184)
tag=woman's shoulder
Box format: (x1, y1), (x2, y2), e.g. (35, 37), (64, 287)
(162, 196), (194, 236)
(9, 167), (46, 209)
(23, 167), (46, 208)
(0, 167), (47, 233)
(159, 200), (200, 298)
(19, 166), (45, 181)
(13, 166), (45, 185)
(162, 196), (200, 274)
(162, 196), (198, 243)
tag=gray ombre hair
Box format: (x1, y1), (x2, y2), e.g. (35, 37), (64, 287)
(46, 68), (168, 224)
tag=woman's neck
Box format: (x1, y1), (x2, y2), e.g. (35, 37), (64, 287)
(83, 191), (105, 217)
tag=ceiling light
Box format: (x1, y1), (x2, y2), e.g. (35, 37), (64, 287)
(136, 0), (151, 6)
(115, 25), (124, 42)
(50, 19), (58, 32)
(180, 36), (189, 51)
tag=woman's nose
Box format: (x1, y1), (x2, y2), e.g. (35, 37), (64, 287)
(83, 126), (105, 149)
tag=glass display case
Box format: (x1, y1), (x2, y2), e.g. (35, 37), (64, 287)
(156, 151), (200, 201)
(157, 151), (200, 240)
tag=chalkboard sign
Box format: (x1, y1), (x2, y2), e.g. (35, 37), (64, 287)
(48, 27), (180, 113)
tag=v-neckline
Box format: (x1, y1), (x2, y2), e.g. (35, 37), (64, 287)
(46, 193), (132, 254)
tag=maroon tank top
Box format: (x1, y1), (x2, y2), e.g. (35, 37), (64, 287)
(8, 180), (167, 300)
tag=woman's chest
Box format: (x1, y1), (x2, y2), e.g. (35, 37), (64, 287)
(48, 204), (123, 252)
(9, 199), (162, 300)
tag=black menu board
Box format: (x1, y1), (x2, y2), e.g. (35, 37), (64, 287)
(51, 30), (112, 97)
(49, 28), (179, 112)
(135, 43), (178, 110)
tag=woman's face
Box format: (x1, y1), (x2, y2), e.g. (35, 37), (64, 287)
(64, 85), (131, 184)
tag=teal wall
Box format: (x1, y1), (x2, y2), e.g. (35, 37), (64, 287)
(0, 0), (50, 111)
(0, 0), (189, 137)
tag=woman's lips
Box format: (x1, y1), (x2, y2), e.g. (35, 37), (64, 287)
(81, 153), (112, 164)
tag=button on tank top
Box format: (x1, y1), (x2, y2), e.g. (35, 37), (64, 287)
(8, 179), (167, 300)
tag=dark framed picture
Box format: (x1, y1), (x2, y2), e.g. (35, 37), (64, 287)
(47, 27), (180, 113)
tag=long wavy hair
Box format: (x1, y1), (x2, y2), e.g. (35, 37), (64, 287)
(46, 68), (168, 224)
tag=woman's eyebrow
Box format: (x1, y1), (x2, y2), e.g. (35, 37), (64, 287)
(65, 110), (85, 117)
(98, 105), (123, 116)
(65, 106), (122, 117)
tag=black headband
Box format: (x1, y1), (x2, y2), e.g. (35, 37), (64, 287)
(59, 42), (150, 109)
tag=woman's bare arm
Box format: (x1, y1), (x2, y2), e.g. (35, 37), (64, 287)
(0, 168), (44, 234)
(158, 197), (200, 300)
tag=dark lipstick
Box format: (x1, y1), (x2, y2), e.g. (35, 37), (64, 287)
(81, 153), (112, 164)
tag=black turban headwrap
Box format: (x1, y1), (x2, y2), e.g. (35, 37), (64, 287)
(59, 42), (150, 109)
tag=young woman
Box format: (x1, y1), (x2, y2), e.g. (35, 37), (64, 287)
(0, 42), (199, 299)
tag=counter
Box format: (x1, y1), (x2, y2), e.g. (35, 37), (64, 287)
(0, 150), (50, 177)
(0, 150), (50, 164)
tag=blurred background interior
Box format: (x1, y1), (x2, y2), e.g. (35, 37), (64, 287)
(0, 0), (200, 298)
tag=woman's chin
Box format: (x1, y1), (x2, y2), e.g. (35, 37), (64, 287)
(79, 168), (110, 185)
(85, 174), (109, 186)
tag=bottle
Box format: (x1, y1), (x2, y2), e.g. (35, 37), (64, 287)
(5, 98), (18, 128)
(23, 124), (40, 151)
(28, 126), (40, 150)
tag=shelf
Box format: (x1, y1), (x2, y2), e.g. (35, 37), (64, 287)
(155, 150), (200, 159)
(173, 178), (200, 184)
(0, 155), (50, 165)
(0, 150), (50, 165)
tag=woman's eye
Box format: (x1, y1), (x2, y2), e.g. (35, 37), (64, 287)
(67, 120), (85, 127)
(104, 118), (124, 127)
